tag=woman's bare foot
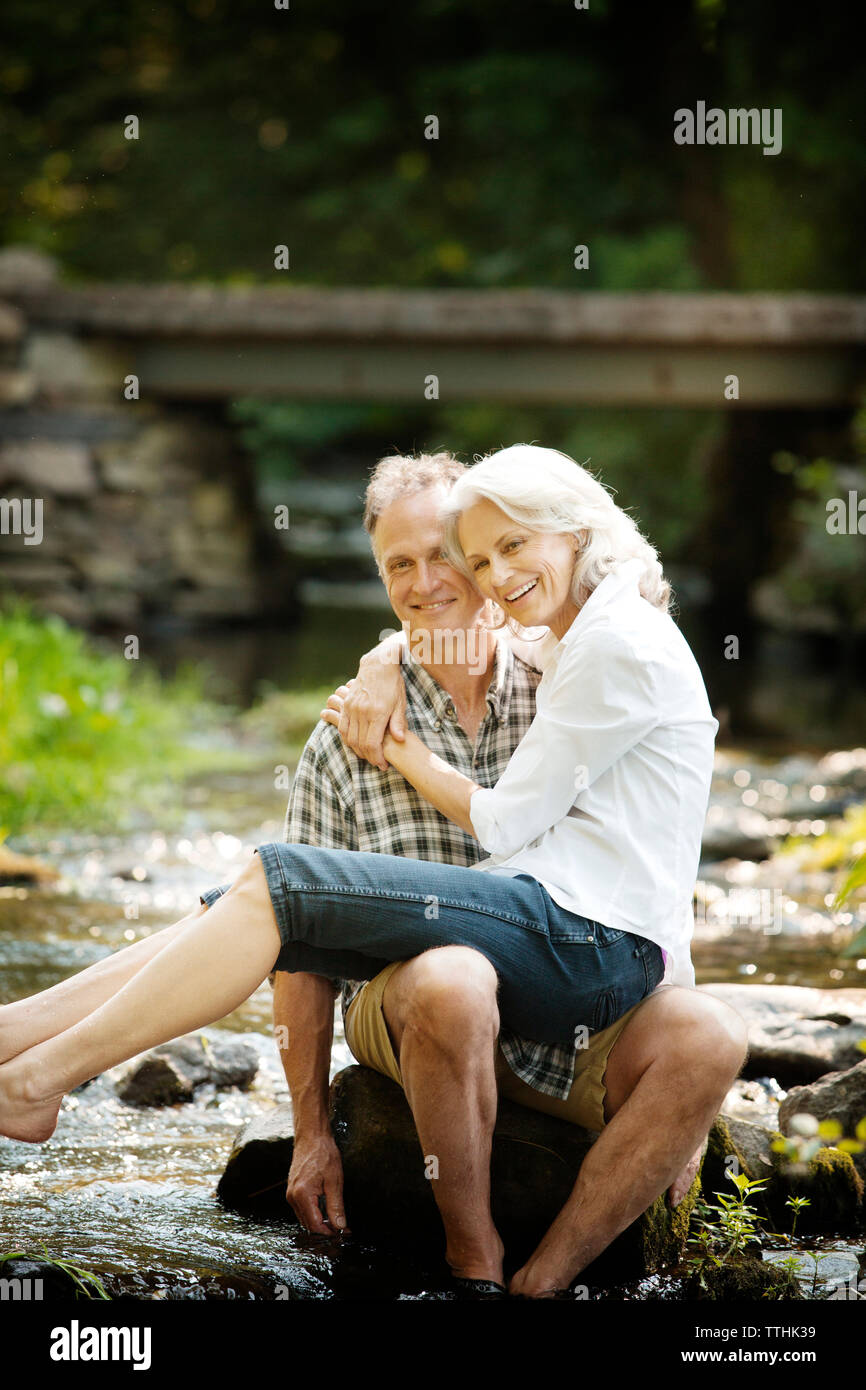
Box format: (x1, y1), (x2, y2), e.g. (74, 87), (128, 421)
(0, 1057), (65, 1143)
(667, 1138), (706, 1207)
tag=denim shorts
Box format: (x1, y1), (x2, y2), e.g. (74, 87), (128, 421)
(201, 843), (665, 1046)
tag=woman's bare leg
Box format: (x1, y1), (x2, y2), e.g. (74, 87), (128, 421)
(0, 907), (208, 1065)
(0, 857), (281, 1143)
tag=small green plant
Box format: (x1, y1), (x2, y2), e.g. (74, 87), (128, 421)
(762, 1197), (846, 1300)
(786, 1194), (811, 1240)
(685, 1171), (769, 1290)
(0, 1244), (111, 1299)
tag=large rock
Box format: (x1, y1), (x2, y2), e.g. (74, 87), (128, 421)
(701, 983), (866, 1085)
(763, 1247), (863, 1299)
(0, 843), (59, 885)
(218, 1065), (697, 1283)
(779, 1060), (866, 1184)
(0, 1258), (89, 1301)
(116, 1033), (258, 1107)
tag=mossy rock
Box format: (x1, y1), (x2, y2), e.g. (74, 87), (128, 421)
(700, 1116), (863, 1235)
(700, 1116), (740, 1203)
(777, 1145), (864, 1233)
(684, 1252), (803, 1301)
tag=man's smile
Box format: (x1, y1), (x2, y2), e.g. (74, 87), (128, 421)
(412, 597), (456, 611)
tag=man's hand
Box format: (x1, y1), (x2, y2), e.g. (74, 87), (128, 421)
(320, 656), (407, 770)
(285, 1132), (350, 1236)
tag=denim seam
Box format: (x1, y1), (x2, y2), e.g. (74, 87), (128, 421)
(274, 879), (552, 935)
(548, 932), (623, 946)
(258, 844), (296, 951)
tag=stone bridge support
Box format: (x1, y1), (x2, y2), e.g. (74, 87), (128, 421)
(0, 250), (290, 627)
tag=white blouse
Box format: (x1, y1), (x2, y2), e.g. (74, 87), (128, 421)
(469, 557), (718, 989)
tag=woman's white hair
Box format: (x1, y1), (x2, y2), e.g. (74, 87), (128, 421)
(440, 444), (671, 614)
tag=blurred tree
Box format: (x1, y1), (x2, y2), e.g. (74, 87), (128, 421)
(0, 0), (861, 291)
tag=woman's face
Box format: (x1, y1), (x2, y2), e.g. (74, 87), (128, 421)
(457, 497), (580, 639)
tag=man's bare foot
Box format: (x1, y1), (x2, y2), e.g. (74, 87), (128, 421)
(446, 1230), (505, 1286)
(667, 1138), (706, 1207)
(0, 1059), (65, 1143)
(508, 1253), (579, 1299)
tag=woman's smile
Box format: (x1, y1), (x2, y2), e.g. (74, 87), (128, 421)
(502, 578), (538, 605)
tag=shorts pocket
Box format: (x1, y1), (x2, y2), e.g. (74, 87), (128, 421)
(547, 912), (624, 945)
(594, 921), (628, 948)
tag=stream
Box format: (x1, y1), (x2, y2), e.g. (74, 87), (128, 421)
(2, 746), (865, 1300)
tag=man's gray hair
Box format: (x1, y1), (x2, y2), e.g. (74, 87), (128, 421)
(363, 451), (467, 551)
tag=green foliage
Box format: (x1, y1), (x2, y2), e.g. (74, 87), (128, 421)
(686, 1175), (844, 1300)
(0, 2), (861, 291)
(229, 396), (716, 562)
(768, 445), (866, 627)
(781, 800), (866, 872)
(780, 799), (866, 959)
(686, 1171), (769, 1290)
(230, 402), (387, 482)
(0, 601), (223, 837)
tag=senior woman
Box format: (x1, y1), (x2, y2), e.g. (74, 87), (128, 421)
(0, 444), (720, 1291)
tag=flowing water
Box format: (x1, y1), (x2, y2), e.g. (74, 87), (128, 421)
(2, 741), (865, 1300)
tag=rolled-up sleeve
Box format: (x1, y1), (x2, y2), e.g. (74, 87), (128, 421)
(469, 632), (660, 858)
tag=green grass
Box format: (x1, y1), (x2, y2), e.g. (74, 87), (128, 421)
(0, 602), (230, 839)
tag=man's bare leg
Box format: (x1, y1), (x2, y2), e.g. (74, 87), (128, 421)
(382, 945), (505, 1285)
(508, 987), (749, 1298)
(0, 856), (282, 1143)
(0, 908), (208, 1065)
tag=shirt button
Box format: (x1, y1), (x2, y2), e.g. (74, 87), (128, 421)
(434, 720), (442, 730)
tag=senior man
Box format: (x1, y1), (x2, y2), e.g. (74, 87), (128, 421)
(274, 450), (747, 1299)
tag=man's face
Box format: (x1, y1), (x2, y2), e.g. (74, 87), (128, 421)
(375, 485), (487, 637)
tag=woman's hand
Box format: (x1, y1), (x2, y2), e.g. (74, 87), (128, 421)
(320, 655), (407, 770)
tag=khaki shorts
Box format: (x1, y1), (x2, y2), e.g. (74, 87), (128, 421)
(344, 959), (652, 1133)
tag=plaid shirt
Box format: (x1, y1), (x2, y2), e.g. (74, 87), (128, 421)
(283, 638), (589, 1101)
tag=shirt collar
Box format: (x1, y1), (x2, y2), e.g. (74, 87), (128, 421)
(402, 630), (514, 729)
